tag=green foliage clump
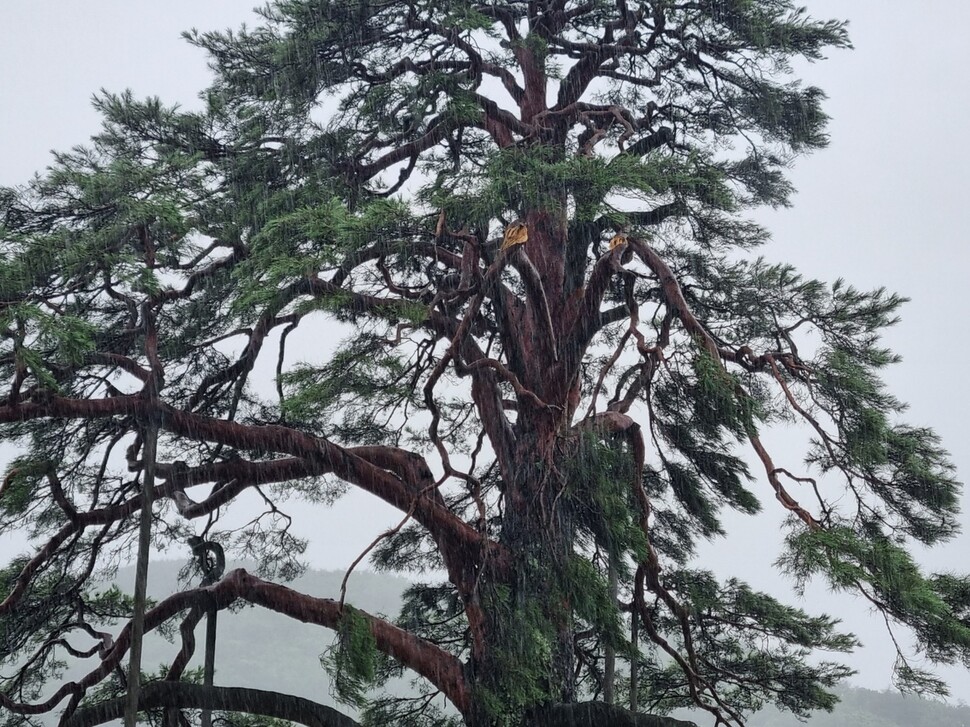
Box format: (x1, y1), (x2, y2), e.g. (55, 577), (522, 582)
(322, 607), (380, 709)
(281, 333), (416, 443)
(779, 527), (970, 695)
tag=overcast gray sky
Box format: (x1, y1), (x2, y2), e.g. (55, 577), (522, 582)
(2, 0), (969, 700)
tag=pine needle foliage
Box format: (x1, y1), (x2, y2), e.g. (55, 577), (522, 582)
(0, 2), (965, 727)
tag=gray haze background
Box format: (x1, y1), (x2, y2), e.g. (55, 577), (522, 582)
(1, 0), (969, 700)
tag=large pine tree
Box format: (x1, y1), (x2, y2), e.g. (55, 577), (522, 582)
(1, 2), (968, 726)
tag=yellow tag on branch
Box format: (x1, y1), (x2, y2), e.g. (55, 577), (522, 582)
(501, 222), (529, 252)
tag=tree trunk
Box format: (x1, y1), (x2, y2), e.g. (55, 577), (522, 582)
(200, 607), (217, 727)
(526, 702), (698, 727)
(65, 683), (362, 727)
(466, 418), (580, 726)
(604, 556), (618, 704)
(630, 605), (640, 713)
(124, 421), (157, 727)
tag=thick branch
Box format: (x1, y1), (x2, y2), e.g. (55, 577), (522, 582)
(529, 702), (698, 727)
(236, 569), (471, 713)
(625, 126), (675, 157)
(159, 405), (497, 566)
(557, 45), (618, 111)
(628, 200), (688, 226)
(0, 395), (506, 573)
(507, 247), (559, 362)
(568, 245), (629, 357)
(63, 682), (361, 727)
(627, 237), (719, 360)
(357, 119), (458, 180)
(9, 569), (469, 718)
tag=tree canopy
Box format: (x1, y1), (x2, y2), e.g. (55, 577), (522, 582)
(1, 2), (968, 726)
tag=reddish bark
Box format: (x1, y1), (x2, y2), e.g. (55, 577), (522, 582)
(1, 569), (470, 718)
(0, 395), (499, 566)
(64, 682), (363, 727)
(229, 570), (472, 714)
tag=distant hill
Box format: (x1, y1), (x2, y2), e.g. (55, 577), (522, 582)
(53, 562), (970, 726)
(741, 686), (970, 727)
